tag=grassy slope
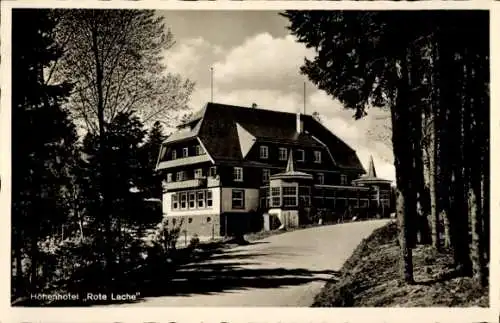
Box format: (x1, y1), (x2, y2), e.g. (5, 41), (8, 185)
(312, 221), (488, 307)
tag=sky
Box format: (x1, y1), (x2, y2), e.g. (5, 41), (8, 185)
(158, 10), (396, 182)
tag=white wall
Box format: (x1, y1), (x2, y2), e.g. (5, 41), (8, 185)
(221, 188), (259, 213)
(163, 187), (221, 216)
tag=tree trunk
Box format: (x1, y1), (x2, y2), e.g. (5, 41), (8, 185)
(427, 38), (440, 250)
(396, 189), (414, 283)
(91, 21), (115, 283)
(469, 183), (486, 285)
(448, 48), (471, 275)
(13, 233), (25, 298)
(29, 229), (39, 295)
(442, 210), (451, 248)
(390, 49), (415, 283)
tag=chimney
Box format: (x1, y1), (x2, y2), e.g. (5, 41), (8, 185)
(296, 111), (303, 134)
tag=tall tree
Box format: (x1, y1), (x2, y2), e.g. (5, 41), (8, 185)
(80, 111), (147, 263)
(48, 9), (194, 279)
(282, 10), (489, 283)
(11, 9), (78, 297)
(282, 10), (424, 282)
(140, 121), (167, 198)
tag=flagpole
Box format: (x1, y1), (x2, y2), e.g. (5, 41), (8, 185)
(210, 67), (214, 102)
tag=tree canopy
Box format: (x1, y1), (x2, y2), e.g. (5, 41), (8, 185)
(49, 9), (195, 133)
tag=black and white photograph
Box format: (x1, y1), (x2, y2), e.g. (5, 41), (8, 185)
(5, 4), (491, 313)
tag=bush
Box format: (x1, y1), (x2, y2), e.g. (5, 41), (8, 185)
(151, 217), (183, 253)
(189, 234), (200, 249)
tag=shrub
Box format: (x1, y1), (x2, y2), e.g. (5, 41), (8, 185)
(189, 234), (200, 249)
(151, 217), (183, 253)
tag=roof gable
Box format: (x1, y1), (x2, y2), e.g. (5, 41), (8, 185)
(236, 122), (256, 158)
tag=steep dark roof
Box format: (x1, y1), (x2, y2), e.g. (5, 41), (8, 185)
(171, 102), (365, 172)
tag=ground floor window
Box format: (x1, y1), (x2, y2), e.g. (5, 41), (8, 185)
(180, 192), (187, 209)
(282, 185), (298, 207)
(170, 189), (214, 211)
(197, 190), (205, 208)
(172, 194), (178, 210)
(189, 192), (196, 208)
(206, 190), (213, 207)
(232, 189), (245, 209)
(271, 187), (281, 207)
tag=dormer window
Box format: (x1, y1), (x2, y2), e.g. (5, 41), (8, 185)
(233, 167), (243, 182)
(195, 145), (203, 156)
(182, 147), (189, 158)
(297, 149), (305, 162)
(279, 147), (287, 161)
(171, 149), (177, 160)
(260, 146), (269, 159)
(314, 151), (322, 163)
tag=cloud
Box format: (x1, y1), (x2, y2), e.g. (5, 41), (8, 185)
(212, 33), (314, 91)
(163, 37), (223, 80)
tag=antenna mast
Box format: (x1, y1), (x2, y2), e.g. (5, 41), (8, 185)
(303, 81), (306, 114)
(210, 67), (214, 102)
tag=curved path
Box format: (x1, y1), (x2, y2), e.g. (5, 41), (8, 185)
(119, 219), (389, 307)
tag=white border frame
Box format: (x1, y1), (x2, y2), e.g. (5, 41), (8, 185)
(1, 1), (498, 323)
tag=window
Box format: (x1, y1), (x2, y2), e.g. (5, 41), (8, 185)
(189, 192), (196, 209)
(171, 194), (179, 210)
(172, 218), (177, 225)
(171, 149), (177, 160)
(233, 167), (243, 182)
(197, 190), (205, 208)
(262, 169), (270, 182)
(194, 168), (203, 179)
(271, 187), (281, 207)
(188, 218), (193, 224)
(282, 185), (298, 207)
(314, 151), (322, 163)
(206, 190), (213, 207)
(341, 174), (348, 185)
(317, 173), (325, 185)
(279, 147), (288, 161)
(195, 145), (203, 156)
(209, 166), (217, 177)
(176, 171), (186, 182)
(207, 217), (211, 223)
(182, 147), (189, 158)
(180, 193), (187, 209)
(260, 145), (269, 159)
(296, 149), (305, 162)
(232, 189), (245, 209)
(166, 173), (173, 183)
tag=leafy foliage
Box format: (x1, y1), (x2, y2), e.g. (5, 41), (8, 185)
(50, 9), (195, 132)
